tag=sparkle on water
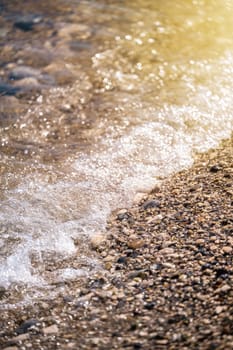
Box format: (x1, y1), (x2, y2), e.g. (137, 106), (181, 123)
(0, 0), (233, 305)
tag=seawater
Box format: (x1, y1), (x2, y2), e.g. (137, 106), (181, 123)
(0, 0), (233, 303)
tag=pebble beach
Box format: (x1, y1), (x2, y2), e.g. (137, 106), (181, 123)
(1, 1), (233, 349)
(1, 134), (232, 350)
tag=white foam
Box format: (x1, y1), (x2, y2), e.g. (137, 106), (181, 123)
(0, 246), (42, 288)
(1, 69), (233, 290)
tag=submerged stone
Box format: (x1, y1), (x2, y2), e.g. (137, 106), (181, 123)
(9, 66), (41, 80)
(14, 15), (43, 31)
(0, 83), (21, 96)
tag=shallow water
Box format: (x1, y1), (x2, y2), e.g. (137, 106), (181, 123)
(0, 0), (233, 305)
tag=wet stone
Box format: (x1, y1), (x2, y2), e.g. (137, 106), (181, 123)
(0, 286), (7, 299)
(59, 104), (74, 113)
(0, 82), (21, 96)
(58, 23), (91, 40)
(13, 77), (40, 89)
(90, 232), (105, 249)
(144, 302), (156, 310)
(142, 199), (160, 210)
(9, 66), (41, 80)
(117, 256), (127, 264)
(215, 268), (229, 279)
(15, 319), (39, 334)
(209, 165), (221, 173)
(116, 209), (129, 220)
(18, 48), (53, 68)
(43, 62), (76, 85)
(14, 14), (43, 31)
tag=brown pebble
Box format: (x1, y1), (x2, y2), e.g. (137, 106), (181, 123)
(209, 244), (218, 251)
(159, 247), (174, 255)
(221, 246), (232, 253)
(214, 284), (231, 294)
(43, 324), (59, 335)
(90, 232), (105, 249)
(155, 339), (168, 345)
(127, 235), (144, 249)
(66, 343), (77, 348)
(196, 239), (205, 245)
(12, 333), (30, 342)
(215, 306), (226, 314)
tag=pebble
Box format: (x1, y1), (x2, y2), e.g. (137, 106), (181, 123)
(0, 28), (8, 38)
(90, 338), (101, 345)
(215, 306), (226, 314)
(66, 343), (77, 348)
(133, 192), (147, 204)
(95, 290), (113, 299)
(18, 48), (53, 68)
(15, 319), (39, 334)
(58, 23), (91, 40)
(117, 256), (127, 264)
(202, 318), (211, 325)
(0, 286), (7, 298)
(42, 324), (59, 335)
(117, 209), (129, 221)
(162, 262), (176, 269)
(3, 347), (18, 350)
(104, 262), (112, 270)
(43, 62), (75, 85)
(142, 199), (160, 210)
(0, 96), (23, 120)
(214, 284), (231, 294)
(0, 83), (20, 96)
(103, 255), (115, 262)
(128, 270), (147, 279)
(209, 165), (221, 173)
(127, 235), (144, 249)
(155, 339), (168, 345)
(196, 239), (205, 245)
(209, 244), (218, 251)
(59, 104), (73, 113)
(221, 246), (232, 253)
(159, 247), (174, 255)
(78, 292), (94, 303)
(13, 77), (40, 89)
(147, 214), (163, 224)
(221, 284), (231, 292)
(9, 66), (41, 80)
(14, 14), (42, 31)
(90, 232), (105, 249)
(11, 333), (30, 342)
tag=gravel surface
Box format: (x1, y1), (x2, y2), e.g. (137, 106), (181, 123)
(0, 135), (232, 350)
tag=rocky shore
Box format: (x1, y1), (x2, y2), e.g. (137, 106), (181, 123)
(1, 135), (233, 350)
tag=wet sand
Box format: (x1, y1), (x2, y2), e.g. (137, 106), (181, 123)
(0, 134), (232, 350)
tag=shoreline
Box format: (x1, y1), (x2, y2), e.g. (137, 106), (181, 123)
(1, 134), (233, 350)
